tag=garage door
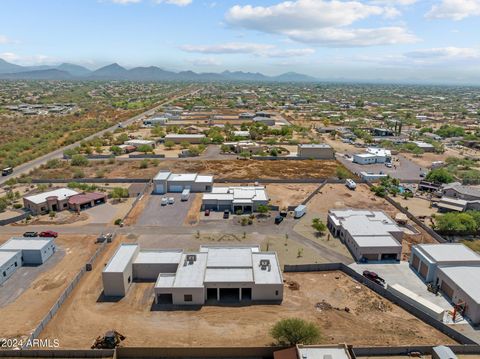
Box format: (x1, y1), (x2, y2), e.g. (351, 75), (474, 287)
(412, 255), (420, 271)
(170, 185), (184, 192)
(155, 184), (164, 194)
(419, 262), (428, 279)
(441, 280), (454, 299)
(363, 253), (379, 261)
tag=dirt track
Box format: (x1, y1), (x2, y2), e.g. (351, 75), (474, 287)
(39, 245), (454, 348)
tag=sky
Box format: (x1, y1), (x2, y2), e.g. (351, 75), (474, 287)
(1, 0), (480, 83)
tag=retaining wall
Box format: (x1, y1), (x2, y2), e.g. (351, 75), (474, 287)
(0, 211), (30, 226)
(117, 347), (280, 359)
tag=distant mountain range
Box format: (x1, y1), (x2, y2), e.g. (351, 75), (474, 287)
(0, 58), (318, 83)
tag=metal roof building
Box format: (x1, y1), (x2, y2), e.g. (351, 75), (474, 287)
(153, 170), (214, 194)
(202, 186), (269, 213)
(327, 209), (403, 262)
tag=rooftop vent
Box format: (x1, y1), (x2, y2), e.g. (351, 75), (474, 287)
(186, 254), (197, 265)
(260, 259), (271, 271)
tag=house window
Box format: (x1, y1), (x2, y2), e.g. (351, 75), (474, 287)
(275, 290), (279, 296)
(63, 203), (68, 208)
(14, 262), (17, 267)
(3, 271), (5, 277)
(184, 294), (193, 302)
(127, 276), (131, 283)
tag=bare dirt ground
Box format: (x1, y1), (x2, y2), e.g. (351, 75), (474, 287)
(39, 266), (455, 348)
(295, 184), (438, 260)
(31, 159), (345, 180)
(266, 183), (319, 209)
(0, 234), (99, 341)
(402, 149), (456, 168)
(184, 194), (202, 226)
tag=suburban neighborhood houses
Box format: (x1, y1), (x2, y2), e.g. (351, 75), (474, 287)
(2, 82), (480, 356)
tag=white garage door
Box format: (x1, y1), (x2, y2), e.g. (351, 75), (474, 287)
(155, 184), (164, 194)
(170, 185), (184, 192)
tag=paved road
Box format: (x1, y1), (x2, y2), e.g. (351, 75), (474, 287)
(0, 86), (202, 186)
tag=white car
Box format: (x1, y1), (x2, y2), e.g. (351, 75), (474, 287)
(161, 197), (168, 206)
(345, 179), (357, 190)
(385, 162), (392, 168)
(168, 197), (175, 204)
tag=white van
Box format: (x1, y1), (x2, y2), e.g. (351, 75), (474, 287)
(181, 189), (190, 201)
(294, 205), (307, 219)
(345, 179), (357, 190)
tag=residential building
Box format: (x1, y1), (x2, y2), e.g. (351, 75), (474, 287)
(327, 209), (403, 262)
(274, 344), (352, 359)
(23, 188), (106, 215)
(353, 147), (391, 164)
(297, 144), (335, 159)
(202, 186), (269, 213)
(124, 139), (156, 148)
(102, 244), (284, 305)
(412, 141), (435, 152)
(153, 171), (213, 194)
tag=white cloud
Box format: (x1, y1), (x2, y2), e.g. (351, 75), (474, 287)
(370, 0), (417, 5)
(155, 0), (192, 5)
(187, 57), (223, 66)
(426, 0), (480, 20)
(180, 42), (315, 57)
(0, 52), (58, 65)
(109, 0), (142, 4)
(225, 0), (418, 47)
(405, 47), (480, 60)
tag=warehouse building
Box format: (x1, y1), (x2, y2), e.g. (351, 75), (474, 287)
(0, 250), (22, 285)
(0, 237), (56, 265)
(202, 186), (269, 213)
(153, 171), (214, 194)
(102, 244), (283, 305)
(435, 266), (480, 324)
(164, 134), (205, 144)
(297, 144), (335, 159)
(410, 243), (480, 283)
(0, 237), (56, 285)
(327, 209), (403, 262)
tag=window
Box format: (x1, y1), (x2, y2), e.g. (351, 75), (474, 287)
(275, 290), (279, 296)
(184, 294), (193, 302)
(14, 262), (17, 267)
(127, 276), (131, 283)
(63, 203), (68, 208)
(3, 271), (5, 277)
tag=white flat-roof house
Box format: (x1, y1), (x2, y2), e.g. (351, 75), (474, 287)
(327, 209), (403, 262)
(410, 243), (480, 324)
(353, 147), (391, 165)
(102, 244), (283, 305)
(202, 186), (269, 213)
(153, 171), (214, 194)
(124, 139), (156, 148)
(0, 237), (56, 285)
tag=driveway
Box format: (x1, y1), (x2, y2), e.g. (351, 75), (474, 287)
(349, 261), (452, 309)
(136, 193), (192, 226)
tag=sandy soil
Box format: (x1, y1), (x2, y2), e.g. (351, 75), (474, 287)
(184, 194), (202, 226)
(299, 184), (438, 259)
(32, 159), (345, 180)
(39, 265), (455, 348)
(0, 234), (100, 341)
(266, 184), (319, 209)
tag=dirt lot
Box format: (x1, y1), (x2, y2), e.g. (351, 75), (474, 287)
(295, 184), (438, 260)
(266, 183), (319, 209)
(30, 159), (346, 180)
(39, 261), (455, 348)
(0, 234), (100, 342)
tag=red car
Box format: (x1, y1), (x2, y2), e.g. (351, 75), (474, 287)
(205, 209), (210, 216)
(39, 230), (58, 238)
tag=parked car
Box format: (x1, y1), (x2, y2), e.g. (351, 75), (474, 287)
(274, 215), (284, 224)
(39, 230), (58, 238)
(420, 172), (426, 178)
(2, 167), (13, 176)
(23, 231), (38, 237)
(161, 197), (168, 206)
(345, 179), (357, 190)
(168, 197), (175, 204)
(223, 210), (230, 219)
(362, 270), (386, 286)
(279, 210), (288, 218)
(385, 162), (392, 168)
